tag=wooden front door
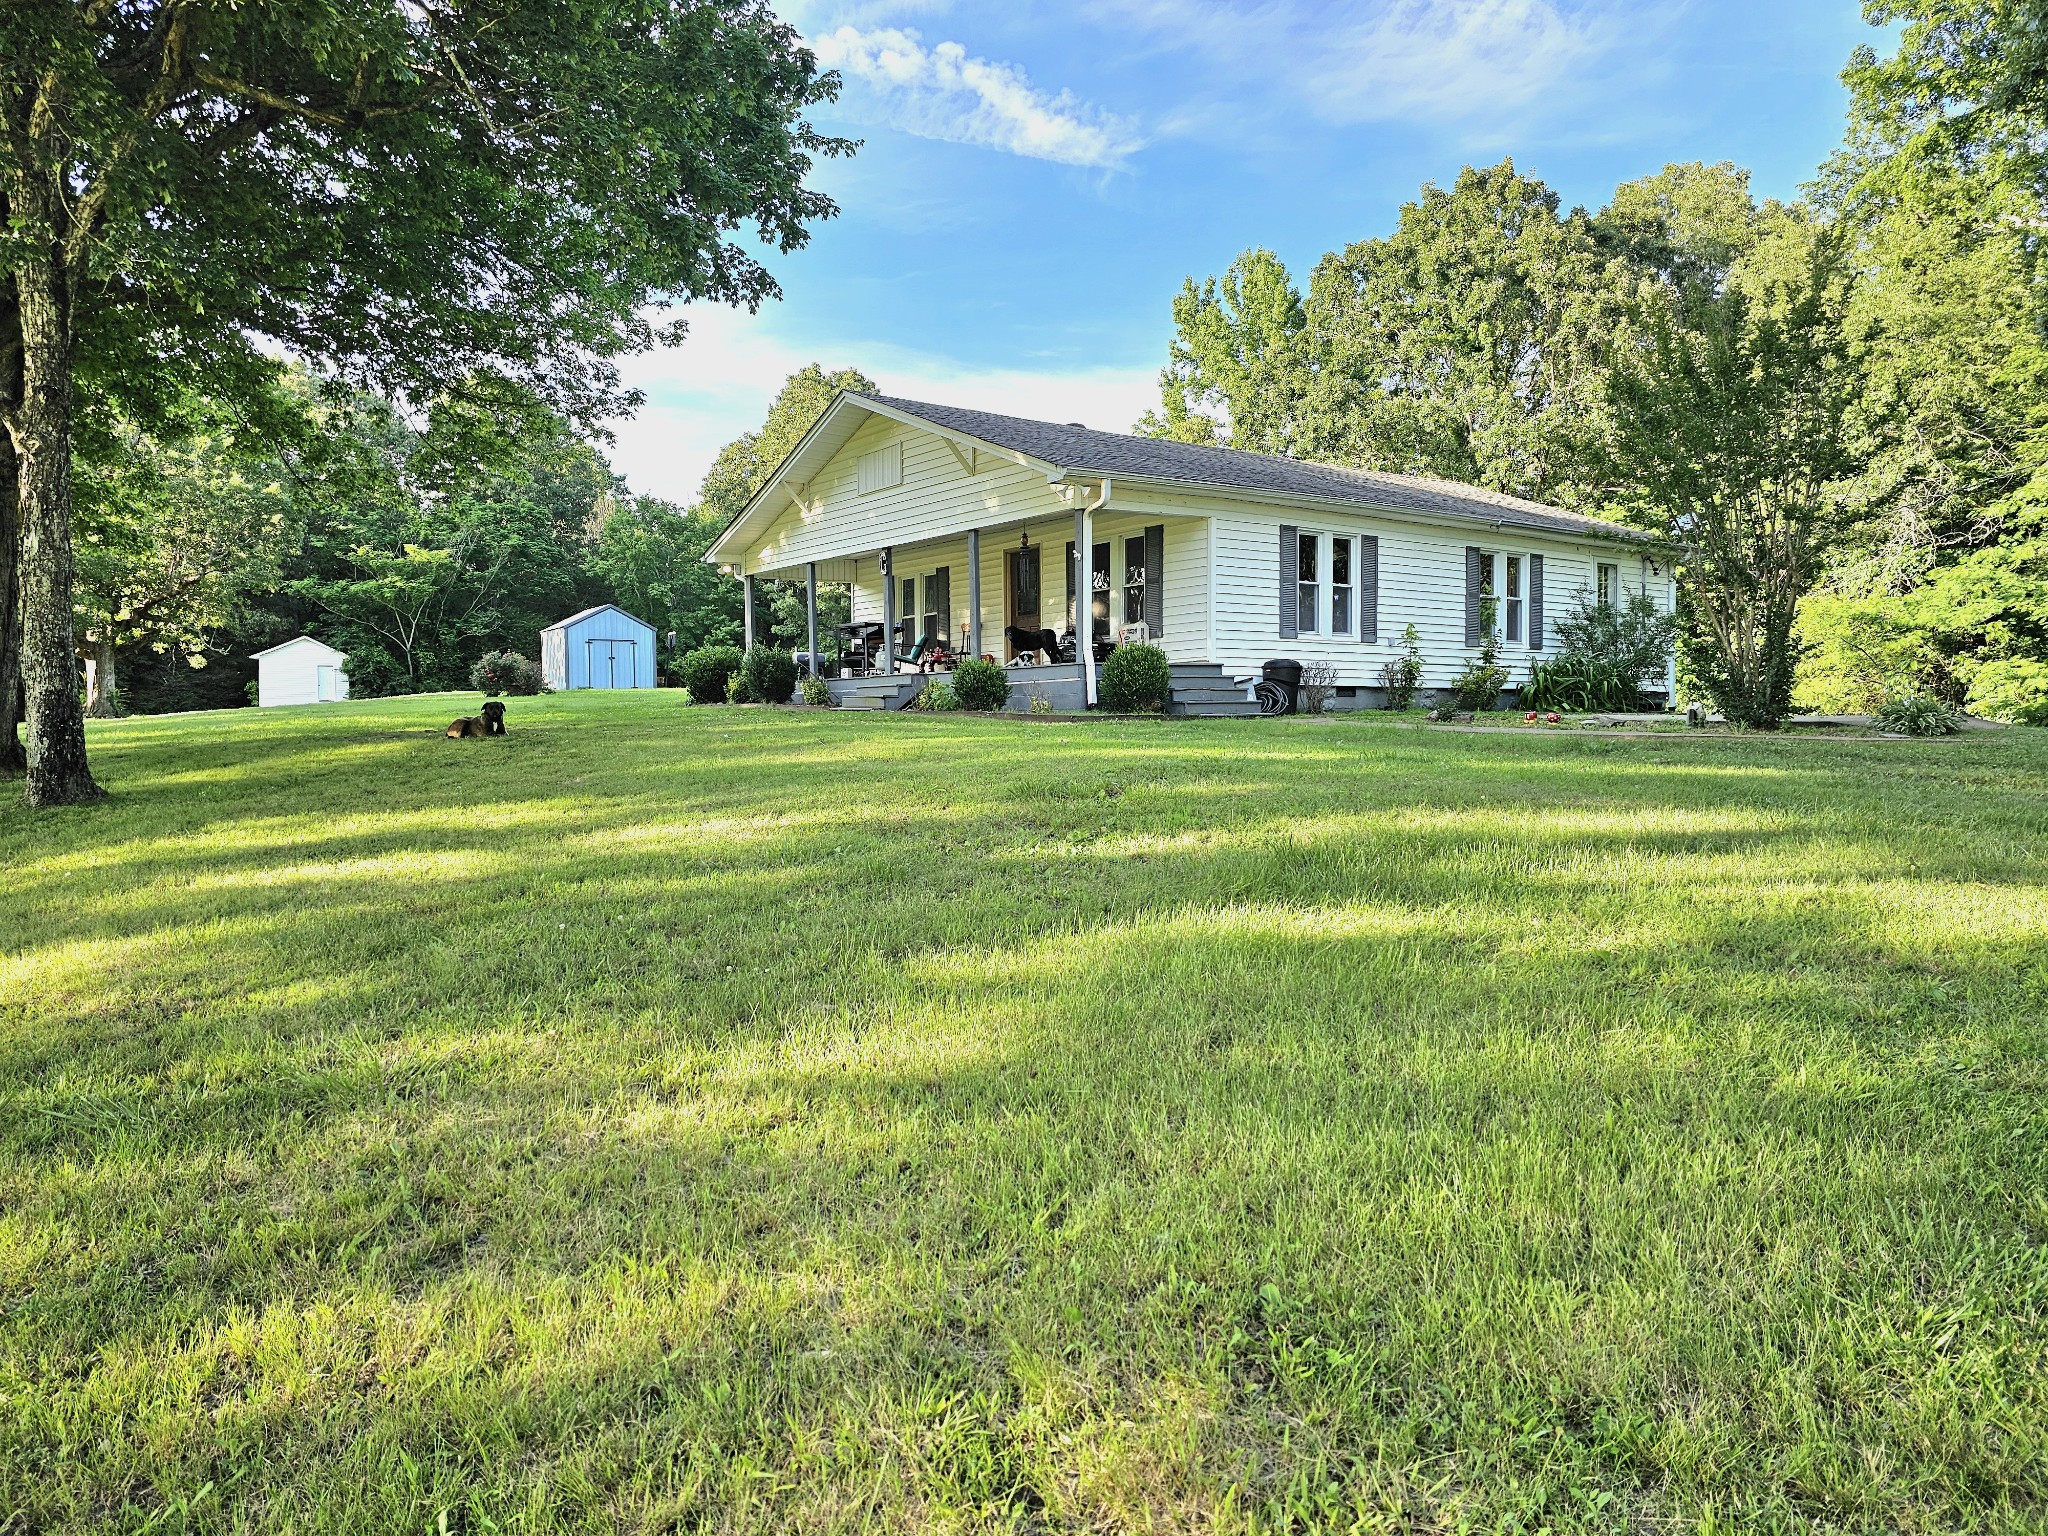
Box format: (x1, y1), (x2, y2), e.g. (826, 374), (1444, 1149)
(1005, 544), (1042, 658)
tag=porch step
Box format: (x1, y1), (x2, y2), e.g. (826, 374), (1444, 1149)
(1167, 663), (1259, 719)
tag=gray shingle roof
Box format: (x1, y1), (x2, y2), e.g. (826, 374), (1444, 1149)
(853, 392), (1650, 544)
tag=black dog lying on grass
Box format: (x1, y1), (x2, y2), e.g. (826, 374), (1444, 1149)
(446, 700), (507, 738)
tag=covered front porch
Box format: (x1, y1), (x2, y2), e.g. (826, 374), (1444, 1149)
(737, 504), (1216, 710)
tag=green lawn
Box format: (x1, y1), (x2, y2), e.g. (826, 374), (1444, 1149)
(4, 693), (2046, 1534)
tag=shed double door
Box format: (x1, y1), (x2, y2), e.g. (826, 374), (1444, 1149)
(586, 638), (639, 689)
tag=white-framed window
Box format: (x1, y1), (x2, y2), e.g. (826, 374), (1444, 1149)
(1297, 530), (1320, 633)
(1504, 555), (1524, 644)
(1597, 561), (1619, 608)
(922, 573), (942, 642)
(857, 441), (903, 495)
(1331, 536), (1354, 635)
(1122, 535), (1146, 626)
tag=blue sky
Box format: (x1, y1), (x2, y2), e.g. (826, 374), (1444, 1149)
(607, 0), (1888, 502)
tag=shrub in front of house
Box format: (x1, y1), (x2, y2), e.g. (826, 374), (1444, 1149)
(680, 644), (744, 704)
(909, 679), (961, 711)
(799, 674), (834, 706)
(470, 651), (545, 696)
(951, 656), (1011, 712)
(739, 645), (797, 705)
(1548, 589), (1677, 708)
(1100, 643), (1171, 713)
(1378, 624), (1425, 709)
(1523, 653), (1634, 712)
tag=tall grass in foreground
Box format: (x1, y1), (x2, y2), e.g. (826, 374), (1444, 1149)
(3, 694), (2045, 1533)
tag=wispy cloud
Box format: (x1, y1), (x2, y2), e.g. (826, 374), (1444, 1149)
(810, 25), (1145, 168)
(1096, 0), (1624, 136)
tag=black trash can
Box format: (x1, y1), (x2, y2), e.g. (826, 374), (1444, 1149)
(1258, 658), (1303, 716)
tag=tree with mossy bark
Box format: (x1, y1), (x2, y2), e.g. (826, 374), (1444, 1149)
(0, 0), (849, 806)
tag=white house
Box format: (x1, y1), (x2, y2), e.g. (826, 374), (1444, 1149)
(540, 604), (658, 691)
(251, 635), (349, 708)
(705, 392), (1675, 713)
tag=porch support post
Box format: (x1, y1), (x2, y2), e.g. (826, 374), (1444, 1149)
(742, 573), (756, 650)
(805, 562), (819, 677)
(1074, 500), (1095, 708)
(881, 547), (897, 675)
(966, 529), (982, 658)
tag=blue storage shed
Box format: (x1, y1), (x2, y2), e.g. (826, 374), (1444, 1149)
(541, 604), (658, 690)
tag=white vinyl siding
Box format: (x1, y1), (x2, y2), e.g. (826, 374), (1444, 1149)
(1206, 505), (1666, 694)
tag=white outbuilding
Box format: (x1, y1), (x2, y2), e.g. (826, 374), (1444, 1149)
(541, 604), (658, 691)
(251, 635), (350, 707)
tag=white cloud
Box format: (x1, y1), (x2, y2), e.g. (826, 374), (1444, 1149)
(1097, 0), (1620, 133)
(602, 305), (1160, 503)
(810, 25), (1145, 168)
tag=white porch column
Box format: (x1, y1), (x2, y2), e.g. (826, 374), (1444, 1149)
(805, 562), (819, 677)
(742, 573), (756, 650)
(966, 529), (982, 657)
(1074, 502), (1095, 707)
(881, 547), (897, 675)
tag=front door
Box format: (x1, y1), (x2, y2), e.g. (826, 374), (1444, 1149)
(314, 665), (338, 702)
(1005, 544), (1041, 659)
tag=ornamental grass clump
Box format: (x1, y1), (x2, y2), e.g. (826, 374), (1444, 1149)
(1873, 691), (1963, 737)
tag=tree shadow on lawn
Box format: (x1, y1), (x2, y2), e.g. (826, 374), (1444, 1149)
(6, 765), (2048, 1529)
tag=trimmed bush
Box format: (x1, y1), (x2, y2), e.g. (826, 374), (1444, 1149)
(909, 680), (961, 711)
(680, 644), (743, 704)
(799, 675), (834, 706)
(1872, 691), (1963, 737)
(951, 656), (1011, 712)
(1100, 642), (1171, 713)
(470, 651), (545, 697)
(739, 645), (797, 705)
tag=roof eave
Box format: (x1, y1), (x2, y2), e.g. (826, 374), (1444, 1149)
(1094, 469), (1658, 547)
(705, 393), (1068, 569)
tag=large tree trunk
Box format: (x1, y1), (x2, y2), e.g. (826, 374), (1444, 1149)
(0, 417), (23, 777)
(0, 288), (23, 777)
(9, 240), (101, 806)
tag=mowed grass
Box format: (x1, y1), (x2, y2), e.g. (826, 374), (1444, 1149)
(3, 693), (2047, 1536)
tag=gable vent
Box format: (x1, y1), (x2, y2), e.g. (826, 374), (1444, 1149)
(857, 441), (904, 495)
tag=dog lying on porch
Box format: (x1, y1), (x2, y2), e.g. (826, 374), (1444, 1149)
(446, 700), (507, 738)
(1003, 625), (1061, 664)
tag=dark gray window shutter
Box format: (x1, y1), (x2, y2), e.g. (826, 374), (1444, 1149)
(1528, 554), (1545, 650)
(932, 566), (950, 643)
(1143, 524), (1165, 637)
(1279, 525), (1299, 639)
(1464, 546), (1484, 646)
(1359, 535), (1379, 644)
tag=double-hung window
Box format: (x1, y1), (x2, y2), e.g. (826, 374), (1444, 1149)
(1597, 561), (1619, 609)
(1504, 555), (1524, 644)
(1123, 536), (1147, 627)
(1297, 531), (1320, 633)
(922, 574), (942, 642)
(1331, 537), (1354, 635)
